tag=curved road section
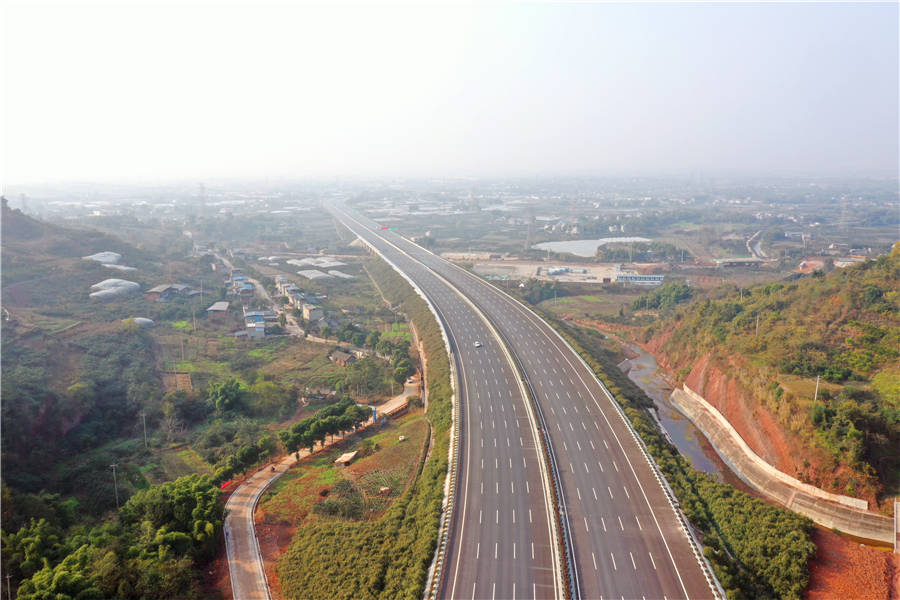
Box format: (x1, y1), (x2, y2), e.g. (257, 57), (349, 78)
(332, 203), (721, 600)
(336, 213), (562, 599)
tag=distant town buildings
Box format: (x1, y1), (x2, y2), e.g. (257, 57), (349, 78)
(615, 272), (665, 286)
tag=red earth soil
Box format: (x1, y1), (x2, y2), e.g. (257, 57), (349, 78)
(254, 520), (296, 600)
(805, 529), (898, 600)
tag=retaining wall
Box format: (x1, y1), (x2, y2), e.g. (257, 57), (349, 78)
(670, 386), (894, 546)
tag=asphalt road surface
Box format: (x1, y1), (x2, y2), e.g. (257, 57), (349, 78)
(334, 210), (562, 599)
(331, 204), (719, 600)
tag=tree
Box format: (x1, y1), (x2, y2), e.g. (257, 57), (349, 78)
(16, 544), (103, 600)
(375, 338), (393, 356)
(393, 358), (414, 383)
(208, 379), (245, 413)
(365, 330), (380, 349)
(278, 312), (287, 327)
(321, 326), (333, 340)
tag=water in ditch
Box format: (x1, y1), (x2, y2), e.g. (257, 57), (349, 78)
(618, 345), (730, 479)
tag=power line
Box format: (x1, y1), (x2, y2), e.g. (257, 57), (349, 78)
(139, 411), (148, 449)
(110, 463), (120, 509)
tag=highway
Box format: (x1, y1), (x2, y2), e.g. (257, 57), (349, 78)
(330, 203), (719, 600)
(331, 209), (563, 598)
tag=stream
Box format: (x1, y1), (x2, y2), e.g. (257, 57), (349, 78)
(618, 345), (732, 479)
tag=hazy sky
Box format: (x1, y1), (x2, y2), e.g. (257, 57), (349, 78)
(2, 1), (898, 184)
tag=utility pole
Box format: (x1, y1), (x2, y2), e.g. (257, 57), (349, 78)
(739, 287), (743, 301)
(181, 337), (185, 361)
(110, 464), (120, 509)
(755, 314), (760, 337)
(7, 573), (11, 600)
(139, 411), (148, 449)
(813, 375), (820, 403)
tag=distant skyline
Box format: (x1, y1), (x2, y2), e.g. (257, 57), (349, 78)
(2, 1), (898, 185)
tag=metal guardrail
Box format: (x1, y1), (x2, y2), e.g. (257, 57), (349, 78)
(443, 262), (726, 600)
(337, 206), (724, 598)
(338, 221), (462, 600)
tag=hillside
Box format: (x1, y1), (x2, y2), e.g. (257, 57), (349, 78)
(640, 246), (900, 507)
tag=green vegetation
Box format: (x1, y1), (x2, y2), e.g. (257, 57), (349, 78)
(276, 257), (452, 600)
(631, 281), (695, 311)
(595, 241), (691, 262)
(644, 248), (900, 500)
(540, 314), (816, 600)
(4, 474), (223, 600)
(278, 397), (372, 454)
